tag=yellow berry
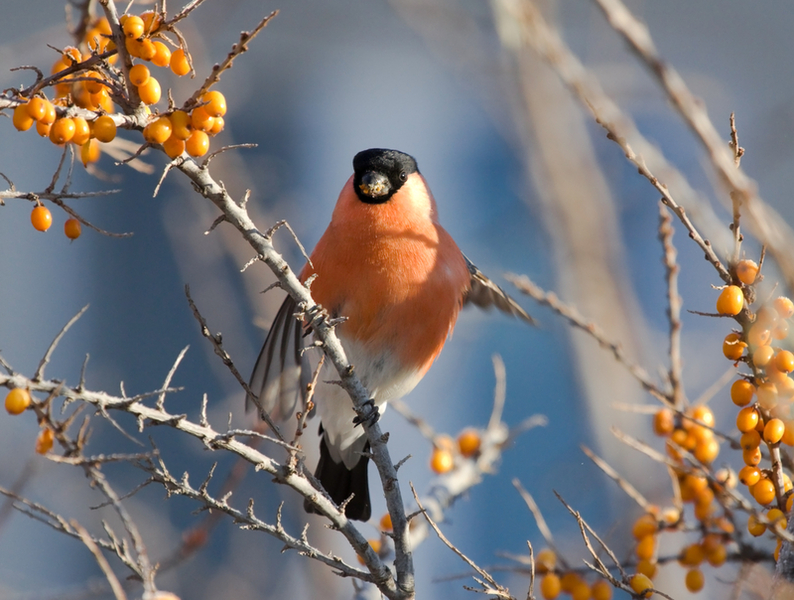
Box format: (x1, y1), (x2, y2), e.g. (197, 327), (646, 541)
(736, 406), (760, 433)
(170, 110), (192, 140)
(140, 10), (162, 34)
(208, 116), (225, 136)
(679, 543), (704, 567)
(748, 323), (772, 348)
(652, 409), (674, 436)
(535, 548), (557, 574)
(694, 437), (719, 463)
(49, 117), (75, 144)
(64, 218), (82, 240)
(163, 135), (185, 159)
(202, 90), (227, 117)
(636, 559), (657, 579)
(717, 285), (744, 316)
(13, 104), (34, 131)
(757, 382), (779, 410)
(151, 41), (171, 68)
(71, 117), (90, 146)
(635, 534), (655, 561)
(743, 447), (762, 467)
(145, 116), (172, 144)
(753, 344), (775, 367)
(685, 568), (704, 593)
(430, 447), (454, 474)
(137, 76), (161, 105)
(560, 572), (581, 593)
(764, 418), (785, 444)
(775, 296), (794, 319)
(122, 15), (144, 38)
(40, 100), (56, 125)
(767, 508), (787, 531)
(540, 573), (561, 600)
(81, 139), (101, 166)
(93, 115), (117, 143)
(35, 428), (54, 454)
(190, 106), (215, 132)
(629, 573), (653, 598)
(776, 350), (794, 373)
(36, 120), (51, 137)
(632, 513), (657, 540)
(748, 514), (766, 536)
(736, 259), (759, 285)
(706, 542), (727, 567)
(774, 320), (790, 340)
(5, 388), (31, 414)
(740, 430), (761, 451)
(129, 63), (150, 87)
(186, 130), (209, 157)
(457, 428), (481, 457)
(591, 580), (612, 600)
(753, 478), (776, 505)
(170, 48), (190, 76)
(571, 581), (590, 600)
(723, 332), (746, 360)
(31, 205), (53, 232)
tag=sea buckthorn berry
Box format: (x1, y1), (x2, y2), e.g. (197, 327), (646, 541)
(775, 297), (794, 319)
(630, 573), (653, 598)
(13, 105), (34, 131)
(683, 474), (708, 495)
(202, 90), (227, 118)
(774, 320), (790, 340)
(632, 514), (657, 539)
(694, 437), (720, 463)
(753, 478), (776, 505)
(764, 418), (785, 444)
(570, 581), (590, 600)
(379, 512), (392, 531)
(758, 305), (780, 325)
(40, 101), (56, 125)
(430, 447), (454, 474)
(141, 10), (161, 34)
(71, 117), (90, 146)
(122, 15), (145, 38)
(753, 345), (775, 367)
(736, 259), (759, 285)
(691, 405), (715, 428)
(129, 64), (150, 87)
(635, 535), (655, 561)
(457, 428), (481, 457)
(64, 218), (81, 240)
(748, 324), (773, 348)
(591, 579), (612, 600)
(679, 543), (705, 567)
(637, 559), (657, 579)
(767, 508), (787, 530)
(743, 447), (762, 467)
(706, 542), (727, 567)
(560, 572), (581, 593)
(723, 332), (746, 360)
(151, 41), (171, 67)
(63, 46), (81, 64)
(137, 76), (161, 105)
(652, 409), (674, 436)
(717, 285), (744, 315)
(93, 115), (117, 143)
(49, 118), (76, 144)
(92, 89), (114, 113)
(535, 548), (556, 574)
(757, 382), (778, 410)
(356, 539), (381, 565)
(208, 116), (225, 136)
(685, 568), (704, 593)
(170, 48), (190, 76)
(170, 110), (191, 140)
(84, 71), (105, 95)
(81, 139), (100, 166)
(776, 350), (794, 373)
(748, 514), (766, 536)
(737, 406), (760, 433)
(36, 121), (51, 137)
(782, 421), (794, 446)
(35, 428), (54, 454)
(540, 573), (561, 600)
(191, 106), (215, 132)
(5, 388), (31, 414)
(740, 430), (761, 451)
(26, 97), (47, 121)
(788, 494), (794, 512)
(146, 116), (172, 144)
(186, 130), (209, 157)
(163, 135), (185, 159)
(31, 205), (53, 232)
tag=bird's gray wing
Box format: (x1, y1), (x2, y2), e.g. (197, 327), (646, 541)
(463, 254), (535, 325)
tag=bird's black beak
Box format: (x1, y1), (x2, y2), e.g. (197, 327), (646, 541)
(358, 171), (390, 199)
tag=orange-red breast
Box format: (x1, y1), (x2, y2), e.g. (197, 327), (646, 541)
(249, 148), (532, 520)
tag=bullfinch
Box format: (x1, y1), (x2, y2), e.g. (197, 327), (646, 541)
(248, 148), (532, 521)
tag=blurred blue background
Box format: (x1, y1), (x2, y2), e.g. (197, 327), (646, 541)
(1, 1), (792, 598)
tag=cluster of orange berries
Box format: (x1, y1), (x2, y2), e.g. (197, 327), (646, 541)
(9, 9), (229, 235)
(429, 427), (482, 474)
(5, 388), (54, 455)
(536, 549), (612, 600)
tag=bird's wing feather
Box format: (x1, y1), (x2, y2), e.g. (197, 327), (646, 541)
(463, 254), (535, 325)
(247, 294), (311, 420)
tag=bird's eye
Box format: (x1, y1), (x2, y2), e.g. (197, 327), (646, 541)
(399, 171), (407, 181)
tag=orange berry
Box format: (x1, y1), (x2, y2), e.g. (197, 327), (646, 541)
(679, 543), (705, 567)
(49, 117), (76, 144)
(685, 568), (704, 593)
(36, 121), (51, 137)
(764, 418), (785, 444)
(31, 205), (53, 232)
(63, 46), (81, 64)
(753, 478), (776, 505)
(740, 430), (761, 451)
(190, 106), (215, 132)
(570, 581), (590, 600)
(774, 320), (790, 340)
(591, 580), (612, 600)
(81, 139), (101, 166)
(632, 514), (657, 540)
(64, 218), (82, 240)
(379, 512), (392, 532)
(757, 382), (779, 410)
(71, 117), (90, 146)
(743, 447), (762, 467)
(629, 573), (653, 598)
(129, 63), (150, 87)
(767, 508), (787, 531)
(652, 409), (674, 436)
(151, 41), (171, 68)
(736, 259), (759, 285)
(208, 116), (225, 136)
(202, 90), (227, 117)
(170, 110), (192, 140)
(93, 115), (117, 143)
(186, 130), (209, 157)
(782, 421), (794, 446)
(691, 405), (715, 428)
(636, 559), (657, 579)
(163, 135), (185, 159)
(717, 285), (744, 315)
(170, 48), (190, 76)
(430, 447), (454, 474)
(40, 100), (56, 125)
(457, 428), (481, 457)
(5, 388), (31, 414)
(535, 548), (557, 574)
(753, 344), (775, 367)
(723, 332), (746, 360)
(540, 573), (561, 600)
(748, 514), (766, 536)
(787, 494), (794, 512)
(356, 539), (381, 565)
(635, 534), (655, 561)
(26, 97), (47, 121)
(748, 323), (772, 348)
(140, 10), (161, 34)
(560, 572), (581, 593)
(137, 76), (161, 105)
(736, 406), (760, 433)
(84, 70), (105, 95)
(35, 428), (54, 454)
(694, 437), (719, 463)
(775, 296), (794, 319)
(776, 350), (794, 373)
(706, 542), (727, 567)
(13, 104), (34, 131)
(122, 15), (144, 38)
(145, 116), (172, 144)
(92, 89), (114, 113)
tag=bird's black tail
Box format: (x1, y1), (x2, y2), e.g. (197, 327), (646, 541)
(305, 436), (371, 521)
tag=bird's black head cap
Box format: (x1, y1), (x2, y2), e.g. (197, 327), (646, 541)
(353, 148), (419, 204)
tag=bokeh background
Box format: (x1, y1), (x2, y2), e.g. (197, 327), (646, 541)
(1, 0), (792, 598)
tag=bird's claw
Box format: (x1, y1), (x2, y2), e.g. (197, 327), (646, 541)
(353, 399), (379, 428)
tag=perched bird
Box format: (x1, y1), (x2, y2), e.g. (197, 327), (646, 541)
(249, 148), (532, 521)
